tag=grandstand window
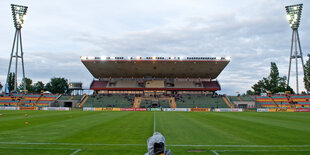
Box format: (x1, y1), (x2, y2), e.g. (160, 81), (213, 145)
(95, 57), (100, 60)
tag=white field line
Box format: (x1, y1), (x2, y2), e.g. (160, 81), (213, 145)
(167, 144), (310, 147)
(211, 149), (310, 155)
(0, 146), (76, 150)
(0, 142), (310, 147)
(216, 150), (310, 152)
(71, 149), (81, 155)
(211, 150), (220, 155)
(153, 112), (156, 133)
(0, 142), (145, 146)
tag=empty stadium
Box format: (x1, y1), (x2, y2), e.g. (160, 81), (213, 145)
(1, 1), (310, 155)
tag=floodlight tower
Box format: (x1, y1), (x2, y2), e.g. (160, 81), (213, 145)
(285, 4), (304, 94)
(5, 4), (28, 93)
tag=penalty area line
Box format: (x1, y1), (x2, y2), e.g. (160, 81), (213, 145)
(71, 149), (82, 155)
(211, 150), (220, 155)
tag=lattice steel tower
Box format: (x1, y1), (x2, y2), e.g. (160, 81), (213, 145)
(285, 4), (304, 94)
(5, 4), (28, 93)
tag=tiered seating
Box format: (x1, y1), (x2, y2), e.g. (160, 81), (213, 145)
(228, 96), (241, 102)
(176, 95), (228, 108)
(145, 80), (165, 88)
(173, 81), (195, 88)
(90, 80), (108, 89)
(83, 95), (133, 108)
(140, 100), (150, 108)
(202, 81), (221, 89)
(114, 81), (137, 88)
(240, 96), (254, 101)
(290, 95), (310, 108)
(0, 94), (58, 107)
(254, 95), (310, 109)
(72, 95), (83, 100)
(159, 100), (170, 108)
(22, 94), (41, 107)
(37, 94), (58, 107)
(58, 95), (71, 100)
(0, 94), (22, 106)
(254, 95), (290, 108)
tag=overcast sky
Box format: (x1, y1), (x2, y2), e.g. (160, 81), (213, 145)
(0, 0), (309, 95)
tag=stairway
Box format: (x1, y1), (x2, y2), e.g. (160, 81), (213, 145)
(78, 95), (89, 107)
(285, 95), (296, 108)
(169, 97), (176, 108)
(17, 95), (27, 107)
(133, 97), (142, 108)
(222, 95), (232, 108)
(269, 96), (279, 108)
(35, 94), (44, 107)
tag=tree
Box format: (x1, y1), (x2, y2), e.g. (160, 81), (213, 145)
(33, 81), (44, 93)
(304, 54), (310, 93)
(19, 77), (34, 92)
(251, 62), (294, 95)
(246, 90), (254, 95)
(45, 77), (68, 94)
(7, 72), (15, 93)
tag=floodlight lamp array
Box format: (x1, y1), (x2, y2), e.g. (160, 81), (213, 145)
(285, 4), (302, 30)
(11, 4), (28, 29)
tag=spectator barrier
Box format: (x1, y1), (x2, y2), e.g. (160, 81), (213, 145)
(43, 107), (70, 111)
(162, 108), (191, 111)
(215, 108), (243, 112)
(191, 108), (210, 112)
(83, 107), (95, 111)
(0, 107), (19, 110)
(295, 108), (310, 112)
(257, 108), (269, 112)
(147, 108), (161, 111)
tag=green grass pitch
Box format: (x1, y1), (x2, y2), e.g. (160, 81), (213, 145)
(0, 110), (310, 154)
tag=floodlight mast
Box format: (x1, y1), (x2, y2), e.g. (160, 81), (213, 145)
(5, 4), (28, 93)
(285, 4), (305, 94)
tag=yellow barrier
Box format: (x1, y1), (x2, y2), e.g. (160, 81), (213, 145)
(268, 108), (294, 112)
(94, 108), (103, 111)
(102, 108), (113, 111)
(191, 108), (210, 112)
(112, 108), (121, 111)
(287, 109), (295, 112)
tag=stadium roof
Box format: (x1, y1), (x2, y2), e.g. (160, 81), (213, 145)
(81, 56), (230, 79)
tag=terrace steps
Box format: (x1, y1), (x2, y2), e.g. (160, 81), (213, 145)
(133, 97), (142, 108)
(79, 95), (89, 107)
(17, 95), (26, 107)
(35, 94), (44, 106)
(285, 95), (296, 108)
(269, 96), (279, 108)
(223, 95), (232, 108)
(169, 97), (176, 108)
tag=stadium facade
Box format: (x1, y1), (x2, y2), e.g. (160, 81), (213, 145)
(81, 56), (230, 95)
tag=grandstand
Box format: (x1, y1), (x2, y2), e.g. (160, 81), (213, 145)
(81, 56), (230, 108)
(228, 95), (255, 108)
(0, 93), (59, 108)
(254, 94), (310, 109)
